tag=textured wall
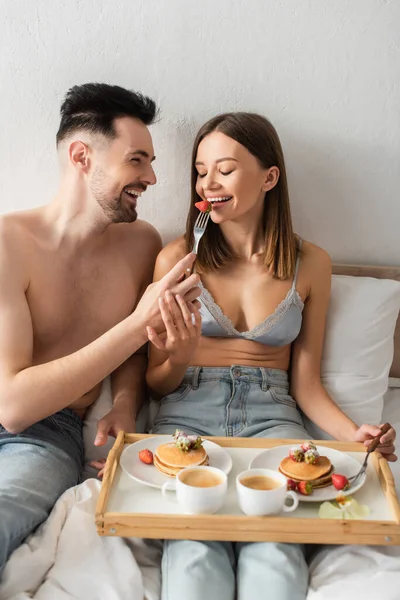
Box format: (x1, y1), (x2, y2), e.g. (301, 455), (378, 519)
(0, 0), (399, 263)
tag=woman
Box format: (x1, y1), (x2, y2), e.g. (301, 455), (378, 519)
(145, 113), (396, 600)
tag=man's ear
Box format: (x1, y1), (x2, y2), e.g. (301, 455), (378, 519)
(69, 140), (91, 173)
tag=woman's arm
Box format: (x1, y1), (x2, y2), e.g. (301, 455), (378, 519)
(290, 244), (396, 460)
(146, 238), (202, 398)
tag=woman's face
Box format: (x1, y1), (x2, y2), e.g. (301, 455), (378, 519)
(194, 131), (278, 224)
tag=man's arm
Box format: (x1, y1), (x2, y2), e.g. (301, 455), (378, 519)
(111, 352), (147, 417)
(0, 228), (198, 433)
(94, 249), (160, 446)
(108, 229), (162, 424)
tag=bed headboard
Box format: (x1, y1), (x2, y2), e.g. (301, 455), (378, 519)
(332, 264), (400, 378)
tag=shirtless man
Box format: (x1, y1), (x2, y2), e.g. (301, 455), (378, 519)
(0, 82), (199, 575)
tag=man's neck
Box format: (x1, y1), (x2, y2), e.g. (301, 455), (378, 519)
(44, 179), (112, 248)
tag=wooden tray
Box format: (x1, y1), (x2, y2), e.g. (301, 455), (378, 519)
(95, 433), (400, 545)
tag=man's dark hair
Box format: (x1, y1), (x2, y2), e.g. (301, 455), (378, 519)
(56, 83), (157, 145)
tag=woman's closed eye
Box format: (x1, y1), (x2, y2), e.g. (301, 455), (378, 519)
(197, 169), (234, 178)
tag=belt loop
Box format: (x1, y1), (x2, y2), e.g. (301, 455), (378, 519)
(260, 367), (268, 391)
(192, 367), (201, 390)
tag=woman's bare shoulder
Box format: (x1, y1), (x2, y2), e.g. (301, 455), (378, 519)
(154, 236), (187, 278)
(300, 239), (332, 273)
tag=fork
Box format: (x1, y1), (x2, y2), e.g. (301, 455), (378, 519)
(348, 422), (391, 487)
(185, 210), (210, 277)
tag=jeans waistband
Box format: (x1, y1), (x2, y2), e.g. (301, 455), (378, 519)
(182, 366), (289, 391)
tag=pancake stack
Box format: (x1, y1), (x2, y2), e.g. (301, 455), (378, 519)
(154, 443), (208, 477)
(154, 430), (209, 478)
(279, 455), (333, 488)
(279, 441), (333, 489)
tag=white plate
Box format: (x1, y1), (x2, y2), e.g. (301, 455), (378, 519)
(120, 436), (233, 489)
(249, 445), (366, 502)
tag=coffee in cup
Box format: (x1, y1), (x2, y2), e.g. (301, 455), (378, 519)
(240, 475), (281, 491)
(179, 469), (223, 488)
(162, 466), (227, 514)
(236, 468), (299, 516)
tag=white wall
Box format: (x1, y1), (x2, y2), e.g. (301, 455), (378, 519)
(0, 0), (399, 264)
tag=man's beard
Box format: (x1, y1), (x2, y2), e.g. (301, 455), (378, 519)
(90, 167), (138, 224)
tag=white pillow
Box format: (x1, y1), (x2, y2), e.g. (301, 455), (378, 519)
(304, 275), (400, 440)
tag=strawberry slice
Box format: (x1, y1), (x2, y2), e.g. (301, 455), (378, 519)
(138, 449), (153, 465)
(287, 479), (298, 492)
(297, 481), (313, 495)
(195, 200), (212, 213)
(331, 473), (349, 491)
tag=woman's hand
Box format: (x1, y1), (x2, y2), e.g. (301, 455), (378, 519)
(354, 423), (397, 461)
(146, 291), (201, 365)
(133, 253), (200, 334)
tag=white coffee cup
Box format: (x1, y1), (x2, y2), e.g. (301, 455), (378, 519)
(162, 466), (227, 514)
(236, 468), (299, 516)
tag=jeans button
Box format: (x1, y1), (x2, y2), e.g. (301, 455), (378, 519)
(233, 368), (241, 377)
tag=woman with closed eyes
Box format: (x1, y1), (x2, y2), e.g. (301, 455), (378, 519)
(146, 112), (397, 600)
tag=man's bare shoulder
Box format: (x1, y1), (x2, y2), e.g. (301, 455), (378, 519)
(0, 213), (34, 287)
(0, 209), (42, 243)
(116, 219), (162, 251)
(0, 212), (33, 252)
(112, 220), (163, 287)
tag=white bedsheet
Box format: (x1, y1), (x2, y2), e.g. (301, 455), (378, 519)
(308, 544), (400, 600)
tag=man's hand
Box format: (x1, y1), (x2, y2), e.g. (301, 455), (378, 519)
(89, 406), (136, 479)
(134, 253), (200, 333)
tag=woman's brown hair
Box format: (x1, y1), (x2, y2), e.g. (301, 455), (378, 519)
(185, 112), (298, 280)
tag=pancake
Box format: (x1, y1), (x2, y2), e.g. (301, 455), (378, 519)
(279, 465), (334, 488)
(279, 456), (332, 482)
(154, 453), (209, 477)
(154, 442), (209, 477)
(155, 443), (207, 468)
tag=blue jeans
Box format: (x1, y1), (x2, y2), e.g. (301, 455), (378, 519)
(152, 366), (310, 600)
(0, 408), (83, 578)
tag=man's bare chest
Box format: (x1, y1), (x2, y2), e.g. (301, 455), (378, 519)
(27, 253), (141, 359)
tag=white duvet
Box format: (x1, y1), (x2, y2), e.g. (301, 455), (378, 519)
(0, 479), (160, 600)
(1, 420), (399, 600)
(1, 477), (399, 600)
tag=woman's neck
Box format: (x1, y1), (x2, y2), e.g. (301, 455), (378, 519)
(219, 205), (265, 261)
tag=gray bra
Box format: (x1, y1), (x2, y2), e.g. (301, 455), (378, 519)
(198, 242), (304, 347)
